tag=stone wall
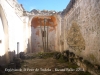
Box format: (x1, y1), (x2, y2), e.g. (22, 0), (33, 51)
(1, 0), (100, 67)
(6, 0), (24, 17)
(0, 0), (29, 65)
(29, 15), (61, 53)
(62, 0), (100, 65)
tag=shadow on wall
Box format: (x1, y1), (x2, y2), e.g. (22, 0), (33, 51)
(27, 38), (31, 53)
(0, 43), (29, 66)
(0, 51), (15, 65)
(0, 54), (8, 65)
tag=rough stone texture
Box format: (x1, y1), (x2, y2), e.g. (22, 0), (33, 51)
(0, 0), (62, 65)
(67, 22), (85, 51)
(62, 0), (100, 65)
(0, 0), (100, 69)
(30, 15), (61, 53)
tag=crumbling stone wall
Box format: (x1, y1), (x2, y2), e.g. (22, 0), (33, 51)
(0, 0), (29, 65)
(29, 15), (61, 53)
(62, 0), (100, 65)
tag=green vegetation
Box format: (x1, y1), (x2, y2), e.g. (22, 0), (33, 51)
(36, 52), (55, 59)
(5, 52), (92, 75)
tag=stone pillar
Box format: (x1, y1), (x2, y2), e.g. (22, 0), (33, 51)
(17, 42), (19, 57)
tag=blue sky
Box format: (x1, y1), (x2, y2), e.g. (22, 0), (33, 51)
(17, 0), (70, 12)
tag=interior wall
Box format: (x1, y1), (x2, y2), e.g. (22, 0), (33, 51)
(30, 15), (60, 53)
(62, 0), (100, 65)
(1, 0), (25, 54)
(0, 5), (9, 65)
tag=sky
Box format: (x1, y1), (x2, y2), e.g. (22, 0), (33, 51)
(17, 0), (70, 12)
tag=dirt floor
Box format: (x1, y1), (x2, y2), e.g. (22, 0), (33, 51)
(5, 52), (91, 75)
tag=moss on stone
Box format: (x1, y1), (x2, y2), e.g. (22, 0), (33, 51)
(36, 52), (56, 59)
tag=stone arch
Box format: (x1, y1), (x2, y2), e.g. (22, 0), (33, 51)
(26, 16), (35, 53)
(27, 15), (40, 53)
(28, 15), (59, 26)
(0, 5), (9, 64)
(31, 15), (57, 28)
(67, 22), (85, 51)
(28, 16), (35, 26)
(30, 15), (58, 53)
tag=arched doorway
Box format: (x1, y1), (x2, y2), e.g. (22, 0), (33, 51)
(0, 16), (5, 56)
(0, 5), (9, 65)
